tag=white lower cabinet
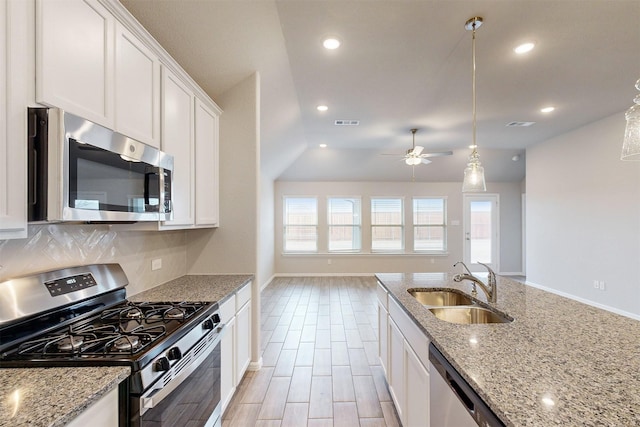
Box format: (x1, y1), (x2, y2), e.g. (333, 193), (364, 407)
(220, 282), (252, 414)
(66, 386), (119, 427)
(378, 282), (430, 427)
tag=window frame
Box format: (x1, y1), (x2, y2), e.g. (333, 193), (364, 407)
(327, 196), (362, 253)
(283, 196), (318, 253)
(370, 197), (405, 253)
(412, 197), (447, 253)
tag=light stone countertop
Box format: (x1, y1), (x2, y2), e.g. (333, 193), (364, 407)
(375, 272), (640, 427)
(0, 274), (252, 426)
(0, 366), (130, 427)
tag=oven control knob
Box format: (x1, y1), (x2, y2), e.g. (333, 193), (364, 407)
(168, 347), (182, 361)
(203, 318), (214, 330)
(155, 357), (170, 372)
(212, 313), (221, 324)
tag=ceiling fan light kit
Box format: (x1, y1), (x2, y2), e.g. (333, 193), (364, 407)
(621, 77), (640, 161)
(462, 16), (487, 192)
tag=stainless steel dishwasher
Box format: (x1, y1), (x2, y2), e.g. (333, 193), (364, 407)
(429, 344), (505, 427)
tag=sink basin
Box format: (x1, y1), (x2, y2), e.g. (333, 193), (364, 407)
(428, 306), (513, 324)
(408, 289), (474, 306)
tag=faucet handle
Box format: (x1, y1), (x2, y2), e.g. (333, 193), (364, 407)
(477, 262), (496, 283)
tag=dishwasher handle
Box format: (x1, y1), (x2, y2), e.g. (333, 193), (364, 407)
(446, 371), (476, 414)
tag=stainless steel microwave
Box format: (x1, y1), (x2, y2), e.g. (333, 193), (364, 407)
(28, 108), (173, 222)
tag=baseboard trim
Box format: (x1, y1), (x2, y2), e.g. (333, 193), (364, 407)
(525, 280), (640, 321)
(499, 271), (525, 276)
(274, 272), (375, 277)
(260, 275), (276, 291)
(248, 357), (263, 371)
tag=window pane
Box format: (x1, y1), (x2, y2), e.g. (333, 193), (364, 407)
(329, 226), (361, 251)
(284, 226), (317, 252)
(414, 226), (445, 251)
(371, 198), (403, 225)
(413, 198), (446, 252)
(470, 200), (491, 263)
(285, 197), (317, 225)
(372, 226), (403, 251)
(284, 197), (318, 252)
(328, 198), (361, 252)
(413, 198), (444, 225)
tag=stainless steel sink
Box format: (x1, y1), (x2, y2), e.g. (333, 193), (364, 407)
(407, 289), (474, 306)
(428, 306), (513, 324)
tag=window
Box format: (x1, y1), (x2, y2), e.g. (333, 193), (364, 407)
(413, 198), (446, 252)
(371, 198), (403, 252)
(283, 197), (318, 252)
(328, 197), (361, 252)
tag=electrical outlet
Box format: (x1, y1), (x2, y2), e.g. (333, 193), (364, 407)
(599, 281), (606, 291)
(327, 259), (332, 265)
(593, 280), (599, 289)
(430, 258), (435, 264)
(151, 258), (162, 271)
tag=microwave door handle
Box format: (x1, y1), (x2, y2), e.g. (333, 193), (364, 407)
(143, 171), (155, 205)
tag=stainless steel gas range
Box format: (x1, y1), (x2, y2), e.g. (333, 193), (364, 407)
(0, 264), (224, 427)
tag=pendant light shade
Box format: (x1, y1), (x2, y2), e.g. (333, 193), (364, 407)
(462, 17), (487, 192)
(621, 78), (640, 161)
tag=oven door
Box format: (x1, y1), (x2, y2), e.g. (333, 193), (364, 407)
(137, 326), (224, 427)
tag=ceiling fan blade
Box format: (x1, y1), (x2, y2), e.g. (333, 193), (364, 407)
(380, 153), (406, 157)
(412, 146), (424, 156)
(420, 151), (454, 158)
(421, 158), (432, 165)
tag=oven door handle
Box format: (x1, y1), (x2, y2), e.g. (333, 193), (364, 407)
(140, 325), (225, 413)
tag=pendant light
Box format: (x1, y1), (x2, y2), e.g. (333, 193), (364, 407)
(462, 17), (487, 192)
(621, 77), (640, 160)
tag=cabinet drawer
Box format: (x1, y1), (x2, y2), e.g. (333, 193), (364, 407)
(236, 282), (251, 311)
(377, 281), (388, 309)
(389, 297), (430, 369)
(220, 295), (236, 322)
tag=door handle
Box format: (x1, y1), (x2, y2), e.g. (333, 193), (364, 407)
(465, 232), (470, 241)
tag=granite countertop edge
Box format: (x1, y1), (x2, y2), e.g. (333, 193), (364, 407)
(0, 274), (253, 427)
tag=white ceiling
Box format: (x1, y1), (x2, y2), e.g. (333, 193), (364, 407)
(121, 0), (640, 183)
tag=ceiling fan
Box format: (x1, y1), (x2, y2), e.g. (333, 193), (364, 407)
(383, 129), (453, 179)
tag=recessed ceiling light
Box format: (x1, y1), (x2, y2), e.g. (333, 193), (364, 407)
(540, 106), (555, 113)
(322, 37), (341, 50)
(514, 42), (535, 54)
(319, 144), (327, 148)
(316, 105), (328, 112)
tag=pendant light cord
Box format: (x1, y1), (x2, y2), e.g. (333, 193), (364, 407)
(471, 21), (478, 156)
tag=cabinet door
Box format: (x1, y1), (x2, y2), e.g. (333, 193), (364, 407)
(235, 300), (251, 383)
(405, 342), (430, 427)
(388, 319), (405, 422)
(221, 314), (236, 413)
(377, 301), (389, 376)
(194, 98), (220, 226)
(161, 67), (194, 227)
(114, 22), (160, 147)
(0, 0), (30, 239)
(66, 386), (118, 427)
(37, 0), (114, 127)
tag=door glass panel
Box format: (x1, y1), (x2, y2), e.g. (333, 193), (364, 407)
(469, 200), (492, 263)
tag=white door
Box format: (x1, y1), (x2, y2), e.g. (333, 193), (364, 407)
(463, 194), (499, 272)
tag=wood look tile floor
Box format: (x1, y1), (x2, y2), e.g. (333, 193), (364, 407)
(222, 277), (401, 427)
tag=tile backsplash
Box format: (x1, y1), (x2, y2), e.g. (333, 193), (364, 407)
(0, 224), (187, 296)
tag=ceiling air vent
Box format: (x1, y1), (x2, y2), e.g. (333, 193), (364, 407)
(334, 120), (360, 126)
(506, 121), (536, 127)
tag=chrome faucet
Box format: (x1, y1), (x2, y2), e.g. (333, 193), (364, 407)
(453, 261), (498, 303)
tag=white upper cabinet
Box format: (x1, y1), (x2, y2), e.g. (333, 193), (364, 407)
(0, 0), (32, 240)
(194, 98), (220, 227)
(114, 22), (160, 147)
(161, 67), (195, 228)
(36, 0), (114, 127)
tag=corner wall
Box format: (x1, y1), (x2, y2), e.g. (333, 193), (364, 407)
(526, 113), (640, 317)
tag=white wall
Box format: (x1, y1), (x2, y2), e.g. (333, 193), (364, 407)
(526, 113), (640, 317)
(274, 181), (523, 275)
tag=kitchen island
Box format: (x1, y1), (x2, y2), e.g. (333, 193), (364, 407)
(376, 273), (640, 426)
(0, 274), (252, 427)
